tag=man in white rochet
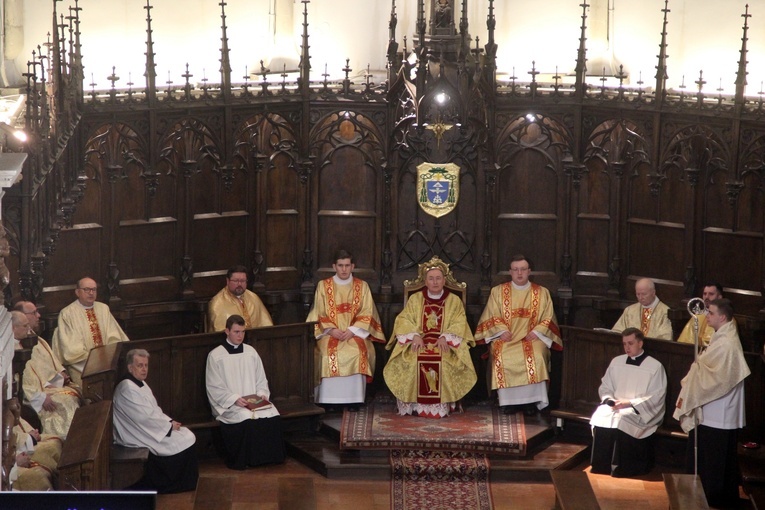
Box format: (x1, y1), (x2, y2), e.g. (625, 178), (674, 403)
(589, 327), (667, 477)
(113, 348), (198, 493)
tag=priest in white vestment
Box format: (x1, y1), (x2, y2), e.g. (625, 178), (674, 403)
(611, 278), (673, 340)
(9, 418), (63, 491)
(52, 277), (129, 385)
(22, 337), (82, 438)
(590, 328), (666, 477)
(206, 314), (285, 469)
(113, 348), (198, 493)
(673, 298), (750, 508)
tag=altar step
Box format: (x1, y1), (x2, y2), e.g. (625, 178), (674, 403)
(284, 413), (590, 481)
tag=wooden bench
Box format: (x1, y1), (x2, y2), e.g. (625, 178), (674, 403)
(110, 444), (149, 490)
(552, 327), (698, 443)
(81, 323), (324, 426)
(553, 327), (763, 447)
(550, 470), (601, 509)
(57, 400), (112, 490)
(77, 323), (324, 483)
(663, 474), (710, 510)
(550, 405), (687, 440)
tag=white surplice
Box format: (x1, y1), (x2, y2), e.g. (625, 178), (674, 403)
(113, 377), (196, 456)
(590, 353), (667, 439)
(205, 342), (280, 424)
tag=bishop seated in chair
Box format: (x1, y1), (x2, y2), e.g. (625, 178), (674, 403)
(383, 256), (476, 418)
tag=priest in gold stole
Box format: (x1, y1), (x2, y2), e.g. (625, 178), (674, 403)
(384, 257), (476, 418)
(306, 250), (386, 407)
(52, 277), (130, 386)
(475, 255), (562, 415)
(611, 278), (673, 340)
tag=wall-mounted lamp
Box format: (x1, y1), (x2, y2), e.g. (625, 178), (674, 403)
(0, 122), (27, 151)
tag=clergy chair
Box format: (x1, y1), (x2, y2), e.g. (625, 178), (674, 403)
(402, 255), (467, 307)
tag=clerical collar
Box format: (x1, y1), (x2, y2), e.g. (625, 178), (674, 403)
(226, 289), (245, 302)
(76, 301), (95, 310)
(124, 373), (145, 387)
(642, 297), (659, 309)
(427, 289), (445, 299)
(333, 274), (352, 285)
(222, 338), (244, 354)
(626, 351), (648, 366)
(511, 281), (531, 291)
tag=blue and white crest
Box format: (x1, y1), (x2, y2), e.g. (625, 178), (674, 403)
(416, 163), (460, 218)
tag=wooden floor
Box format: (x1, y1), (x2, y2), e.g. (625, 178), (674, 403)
(154, 456), (714, 510)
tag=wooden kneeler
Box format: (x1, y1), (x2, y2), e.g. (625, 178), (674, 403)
(550, 470), (601, 510)
(663, 474), (710, 510)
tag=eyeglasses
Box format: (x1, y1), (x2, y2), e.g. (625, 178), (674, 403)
(228, 279), (247, 284)
(23, 310), (39, 316)
(509, 267), (530, 273)
(78, 287), (97, 293)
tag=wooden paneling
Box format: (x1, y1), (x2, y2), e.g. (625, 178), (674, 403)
(116, 221), (178, 278)
(191, 215), (248, 271)
(627, 222), (685, 282)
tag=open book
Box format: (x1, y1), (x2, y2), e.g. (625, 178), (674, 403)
(243, 394), (273, 411)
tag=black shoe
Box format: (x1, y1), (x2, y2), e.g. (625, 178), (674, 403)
(523, 404), (538, 416)
(502, 405), (520, 415)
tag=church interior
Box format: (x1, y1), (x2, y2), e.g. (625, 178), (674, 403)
(1, 0), (765, 507)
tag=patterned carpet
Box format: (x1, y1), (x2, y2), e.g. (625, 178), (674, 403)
(340, 396), (526, 455)
(390, 450), (493, 510)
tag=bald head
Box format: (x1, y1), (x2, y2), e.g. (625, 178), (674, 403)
(75, 277), (98, 307)
(635, 278), (657, 307)
(13, 301), (40, 334)
(10, 311), (31, 341)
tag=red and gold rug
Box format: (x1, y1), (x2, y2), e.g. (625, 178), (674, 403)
(390, 449), (493, 510)
(340, 396), (526, 455)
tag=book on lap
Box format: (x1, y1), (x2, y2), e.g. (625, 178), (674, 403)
(243, 394), (273, 411)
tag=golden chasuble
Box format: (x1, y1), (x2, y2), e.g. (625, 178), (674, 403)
(475, 282), (562, 390)
(322, 278), (372, 378)
(307, 277), (385, 383)
(383, 290), (476, 406)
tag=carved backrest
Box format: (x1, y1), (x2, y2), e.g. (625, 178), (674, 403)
(403, 255), (467, 307)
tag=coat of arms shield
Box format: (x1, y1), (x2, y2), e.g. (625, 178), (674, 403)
(416, 162), (460, 218)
